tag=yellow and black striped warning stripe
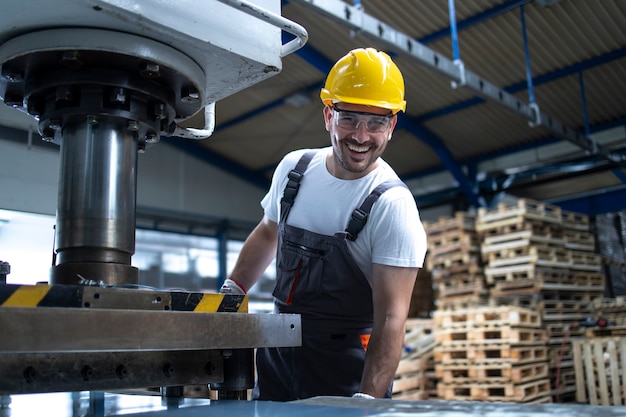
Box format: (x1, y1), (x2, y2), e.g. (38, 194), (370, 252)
(171, 292), (248, 313)
(0, 284), (83, 308)
(0, 284), (247, 313)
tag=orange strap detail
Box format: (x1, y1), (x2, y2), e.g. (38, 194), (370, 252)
(359, 334), (371, 351)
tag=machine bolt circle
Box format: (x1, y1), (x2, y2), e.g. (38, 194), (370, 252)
(163, 363), (174, 377)
(140, 62), (160, 79)
(204, 361), (215, 376)
(81, 366), (94, 381)
(116, 365), (128, 379)
(1, 66), (23, 82)
(23, 366), (37, 383)
(41, 127), (56, 142)
(127, 121), (140, 131)
(145, 133), (159, 144)
(181, 87), (199, 103)
(60, 50), (83, 69)
(49, 119), (63, 130)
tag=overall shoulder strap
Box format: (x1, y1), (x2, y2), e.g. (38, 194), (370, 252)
(345, 179), (408, 241)
(280, 151), (316, 222)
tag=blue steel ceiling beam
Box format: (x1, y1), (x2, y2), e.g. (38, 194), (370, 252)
(161, 137), (271, 190)
(416, 47), (626, 123)
(419, 0), (533, 44)
(397, 117), (481, 207)
(551, 186), (626, 216)
(290, 0), (624, 164)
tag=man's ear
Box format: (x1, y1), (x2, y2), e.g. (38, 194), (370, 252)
(323, 105), (332, 131)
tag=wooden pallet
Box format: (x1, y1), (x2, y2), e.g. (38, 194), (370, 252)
(477, 199), (563, 233)
(428, 230), (481, 258)
(561, 210), (591, 231)
(485, 264), (605, 296)
(481, 230), (565, 256)
(435, 326), (547, 345)
(437, 378), (552, 402)
(437, 275), (486, 298)
(434, 344), (549, 364)
(434, 306), (541, 329)
(485, 264), (605, 287)
(430, 262), (483, 279)
(478, 218), (561, 239)
(392, 387), (435, 400)
(486, 245), (572, 269)
(393, 369), (434, 394)
(572, 337), (626, 406)
(426, 251), (482, 271)
(437, 295), (491, 311)
(436, 362), (549, 384)
(424, 212), (477, 236)
(563, 229), (595, 251)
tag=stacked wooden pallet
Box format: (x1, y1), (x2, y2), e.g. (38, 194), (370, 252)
(393, 319), (437, 400)
(477, 198), (605, 401)
(572, 337), (626, 406)
(434, 306), (552, 403)
(424, 212), (487, 309)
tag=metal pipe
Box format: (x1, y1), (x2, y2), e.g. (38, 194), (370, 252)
(520, 6), (535, 105)
(448, 0), (461, 62)
(578, 71), (591, 136)
(217, 0), (308, 57)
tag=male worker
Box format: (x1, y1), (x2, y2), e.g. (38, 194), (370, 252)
(222, 48), (427, 400)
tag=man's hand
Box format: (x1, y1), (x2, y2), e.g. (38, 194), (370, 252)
(219, 278), (246, 295)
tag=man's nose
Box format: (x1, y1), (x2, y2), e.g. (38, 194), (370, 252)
(353, 120), (369, 141)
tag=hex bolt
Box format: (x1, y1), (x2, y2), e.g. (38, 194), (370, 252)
(41, 127), (56, 142)
(3, 92), (23, 108)
(55, 86), (73, 103)
(27, 100), (42, 118)
(163, 363), (174, 377)
(110, 87), (127, 104)
(145, 133), (159, 144)
(153, 102), (166, 120)
(23, 366), (37, 383)
(86, 115), (98, 125)
(205, 361), (215, 376)
(116, 365), (128, 379)
(81, 365), (94, 381)
(140, 62), (160, 79)
(60, 50), (82, 69)
(127, 120), (140, 132)
(1, 66), (23, 82)
(181, 87), (199, 103)
(0, 261), (10, 284)
(49, 119), (63, 131)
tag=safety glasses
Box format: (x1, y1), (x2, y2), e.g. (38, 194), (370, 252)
(332, 106), (393, 133)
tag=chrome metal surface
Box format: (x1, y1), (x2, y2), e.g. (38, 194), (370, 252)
(0, 308), (301, 353)
(3, 393), (626, 417)
(53, 118), (139, 285)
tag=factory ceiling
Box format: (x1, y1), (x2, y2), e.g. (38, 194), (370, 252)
(175, 0), (626, 216)
(1, 0), (625, 217)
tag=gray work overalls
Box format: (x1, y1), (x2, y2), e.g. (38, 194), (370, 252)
(252, 151), (405, 401)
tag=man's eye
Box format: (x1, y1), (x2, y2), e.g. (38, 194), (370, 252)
(369, 118), (386, 127)
(339, 115), (358, 124)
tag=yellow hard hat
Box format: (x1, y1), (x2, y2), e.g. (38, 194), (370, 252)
(320, 48), (406, 114)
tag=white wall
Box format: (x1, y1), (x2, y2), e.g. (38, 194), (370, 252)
(0, 136), (266, 224)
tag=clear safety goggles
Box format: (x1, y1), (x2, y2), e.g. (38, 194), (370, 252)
(332, 106), (393, 133)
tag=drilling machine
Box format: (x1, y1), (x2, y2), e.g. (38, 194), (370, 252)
(0, 0), (306, 405)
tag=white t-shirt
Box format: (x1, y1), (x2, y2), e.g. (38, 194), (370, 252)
(261, 147), (427, 284)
